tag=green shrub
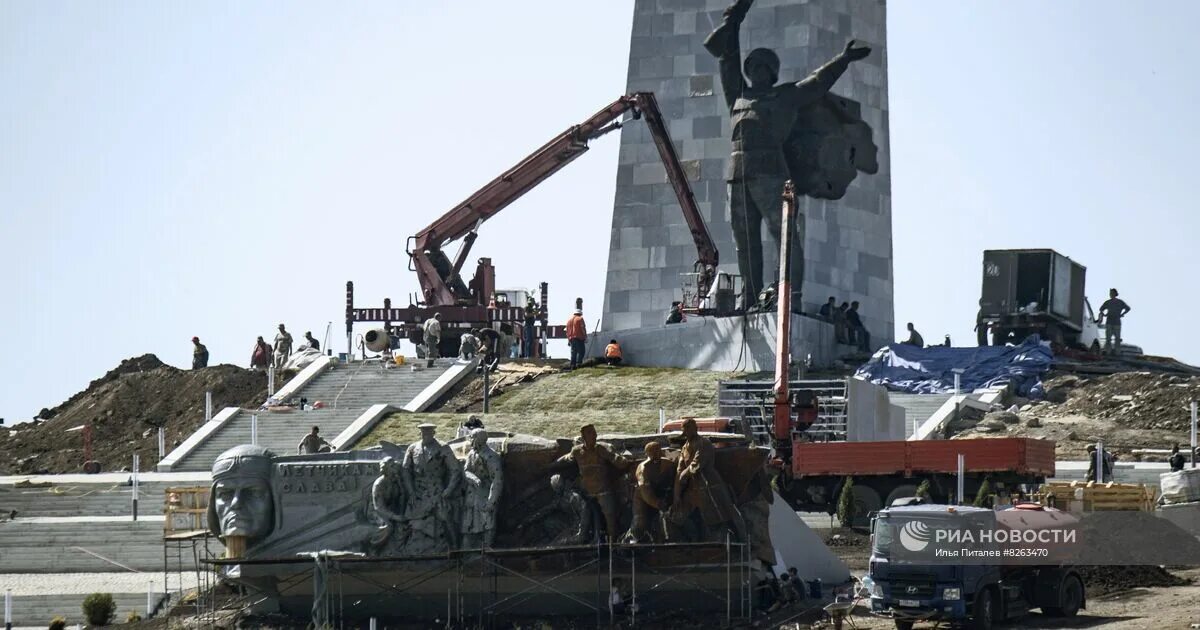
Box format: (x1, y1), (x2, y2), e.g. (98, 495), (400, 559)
(125, 610), (143, 623)
(973, 478), (994, 508)
(837, 477), (856, 528)
(49, 616), (68, 630)
(915, 479), (932, 501)
(81, 593), (116, 626)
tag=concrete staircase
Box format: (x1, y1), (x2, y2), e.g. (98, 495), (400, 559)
(0, 517), (171, 572)
(0, 480), (180, 518)
(162, 358), (469, 472)
(283, 358), (462, 409)
(888, 393), (954, 438)
(8, 591), (163, 628)
(168, 407), (365, 472)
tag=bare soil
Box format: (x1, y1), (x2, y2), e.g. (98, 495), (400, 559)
(951, 370), (1200, 460)
(0, 354), (267, 474)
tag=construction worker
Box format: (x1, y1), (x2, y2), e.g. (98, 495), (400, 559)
(298, 426), (333, 454)
(566, 308), (587, 370)
(304, 331), (320, 352)
(665, 301), (684, 325)
(423, 313), (441, 367)
(459, 330), (481, 360)
(818, 296), (836, 321)
(604, 339), (623, 366)
(1085, 444), (1115, 482)
(273, 324), (293, 370)
(846, 302), (870, 351)
(523, 298), (538, 358)
(833, 302), (849, 344)
(250, 336), (272, 370)
(1169, 444), (1186, 472)
(191, 337), (209, 369)
(902, 323), (924, 347)
(1096, 288), (1131, 353)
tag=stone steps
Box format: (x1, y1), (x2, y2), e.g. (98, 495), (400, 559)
(888, 393), (954, 438)
(166, 359), (461, 472)
(168, 408), (364, 472)
(0, 482), (184, 518)
(284, 359), (458, 409)
(0, 519), (207, 573)
(9, 592), (162, 627)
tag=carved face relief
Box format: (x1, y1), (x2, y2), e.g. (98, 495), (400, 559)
(470, 429), (488, 452)
(213, 477), (274, 540)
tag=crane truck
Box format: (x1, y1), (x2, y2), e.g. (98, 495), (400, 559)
(345, 92), (729, 358)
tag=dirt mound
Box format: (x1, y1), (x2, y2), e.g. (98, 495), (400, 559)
(0, 354), (267, 474)
(1041, 372), (1200, 431)
(1077, 565), (1190, 597)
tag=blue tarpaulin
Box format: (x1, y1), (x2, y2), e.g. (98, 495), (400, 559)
(854, 336), (1054, 396)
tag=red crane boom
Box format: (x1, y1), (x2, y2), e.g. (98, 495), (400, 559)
(407, 92), (719, 309)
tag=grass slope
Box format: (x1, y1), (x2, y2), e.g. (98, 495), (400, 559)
(359, 366), (733, 446)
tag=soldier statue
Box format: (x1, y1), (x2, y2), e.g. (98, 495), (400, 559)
(625, 441), (676, 544)
(368, 454), (407, 552)
(518, 473), (595, 546)
(670, 418), (746, 542)
(705, 0), (877, 308)
(460, 429), (504, 549)
(401, 424), (462, 552)
(556, 424), (629, 541)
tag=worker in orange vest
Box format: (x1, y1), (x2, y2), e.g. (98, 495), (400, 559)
(566, 308), (587, 370)
(604, 339), (623, 367)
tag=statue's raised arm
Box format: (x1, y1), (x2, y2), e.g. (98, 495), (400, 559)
(704, 0), (753, 111)
(788, 40), (871, 108)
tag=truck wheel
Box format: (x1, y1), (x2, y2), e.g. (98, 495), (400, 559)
(849, 485), (882, 527)
(893, 621), (914, 630)
(1044, 574), (1083, 617)
(969, 587), (997, 630)
(885, 484), (919, 507)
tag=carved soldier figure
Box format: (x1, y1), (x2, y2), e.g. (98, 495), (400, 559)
(368, 455), (407, 551)
(401, 424), (462, 552)
(518, 473), (595, 546)
(461, 429), (504, 549)
(208, 445), (276, 550)
(671, 419), (746, 542)
(626, 442), (676, 543)
(556, 424), (627, 541)
(705, 0), (874, 307)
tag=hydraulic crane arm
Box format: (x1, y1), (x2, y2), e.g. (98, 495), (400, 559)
(408, 92), (718, 307)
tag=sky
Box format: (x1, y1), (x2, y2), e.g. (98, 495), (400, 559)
(2, 1), (1197, 424)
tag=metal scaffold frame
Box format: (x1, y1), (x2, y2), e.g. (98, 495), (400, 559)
(204, 541), (753, 629)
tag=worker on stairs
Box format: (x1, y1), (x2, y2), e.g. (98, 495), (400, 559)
(423, 313), (442, 368)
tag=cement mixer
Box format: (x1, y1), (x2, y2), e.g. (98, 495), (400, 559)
(363, 328), (391, 353)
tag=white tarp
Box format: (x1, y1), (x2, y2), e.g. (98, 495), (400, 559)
(283, 347), (323, 371)
(768, 491), (851, 584)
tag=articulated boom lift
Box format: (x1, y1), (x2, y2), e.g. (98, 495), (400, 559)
(347, 92), (723, 357)
(407, 91), (719, 310)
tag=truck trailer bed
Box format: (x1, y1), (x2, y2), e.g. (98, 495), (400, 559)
(793, 437), (1056, 478)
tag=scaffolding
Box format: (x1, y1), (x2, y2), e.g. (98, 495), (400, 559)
(718, 379), (850, 444)
(205, 540), (754, 628)
(161, 486), (219, 619)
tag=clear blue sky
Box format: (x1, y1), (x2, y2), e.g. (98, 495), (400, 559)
(2, 1), (1196, 424)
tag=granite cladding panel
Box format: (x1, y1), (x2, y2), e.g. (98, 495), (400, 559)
(604, 0), (893, 340)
